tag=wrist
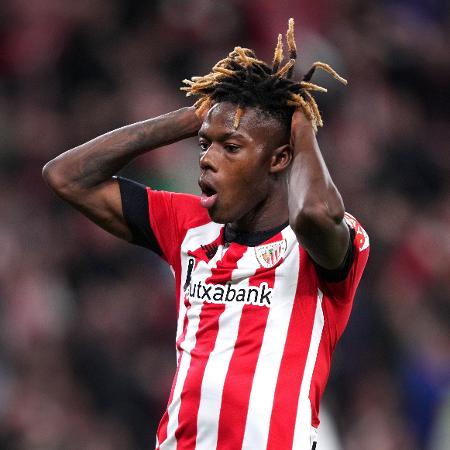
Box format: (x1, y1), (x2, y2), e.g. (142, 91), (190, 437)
(291, 121), (315, 149)
(291, 109), (315, 139)
(178, 106), (203, 137)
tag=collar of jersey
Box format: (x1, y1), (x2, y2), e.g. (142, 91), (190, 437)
(224, 221), (289, 247)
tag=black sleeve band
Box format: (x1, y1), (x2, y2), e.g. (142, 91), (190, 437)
(314, 226), (356, 283)
(117, 176), (162, 255)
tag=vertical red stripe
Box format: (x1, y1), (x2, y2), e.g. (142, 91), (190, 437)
(266, 248), (318, 450)
(174, 244), (246, 450)
(216, 233), (282, 450)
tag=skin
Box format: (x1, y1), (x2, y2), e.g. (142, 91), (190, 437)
(288, 110), (349, 269)
(198, 103), (291, 229)
(43, 101), (349, 270)
(42, 107), (201, 242)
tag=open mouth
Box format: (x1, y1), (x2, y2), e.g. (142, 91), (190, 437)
(199, 179), (218, 209)
(202, 184), (216, 197)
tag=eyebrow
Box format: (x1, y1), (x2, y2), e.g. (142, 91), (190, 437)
(198, 130), (246, 141)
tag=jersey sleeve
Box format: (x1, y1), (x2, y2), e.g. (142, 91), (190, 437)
(118, 176), (209, 268)
(118, 177), (162, 254)
(315, 212), (370, 303)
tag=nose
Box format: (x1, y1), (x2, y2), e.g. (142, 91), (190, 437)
(199, 144), (218, 172)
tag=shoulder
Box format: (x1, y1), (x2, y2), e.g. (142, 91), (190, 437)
(147, 189), (213, 266)
(147, 188), (210, 229)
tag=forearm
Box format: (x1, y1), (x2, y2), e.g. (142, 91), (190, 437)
(288, 124), (344, 224)
(43, 107), (201, 193)
(288, 117), (348, 269)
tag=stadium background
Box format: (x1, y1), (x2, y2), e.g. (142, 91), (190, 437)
(0, 0), (448, 449)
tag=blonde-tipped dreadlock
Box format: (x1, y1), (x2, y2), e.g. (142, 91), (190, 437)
(181, 18), (346, 131)
(272, 34), (284, 74)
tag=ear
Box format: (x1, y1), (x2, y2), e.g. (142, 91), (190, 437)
(269, 144), (292, 174)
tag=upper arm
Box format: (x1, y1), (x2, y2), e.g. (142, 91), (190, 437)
(47, 174), (133, 242)
(74, 178), (134, 242)
(288, 119), (350, 271)
(70, 177), (163, 255)
(315, 213), (370, 302)
(291, 202), (350, 270)
(118, 177), (162, 253)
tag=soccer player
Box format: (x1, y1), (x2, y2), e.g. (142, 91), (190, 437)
(43, 19), (369, 450)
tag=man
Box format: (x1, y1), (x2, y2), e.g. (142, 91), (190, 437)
(43, 19), (369, 450)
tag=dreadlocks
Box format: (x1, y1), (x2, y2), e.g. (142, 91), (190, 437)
(181, 18), (347, 132)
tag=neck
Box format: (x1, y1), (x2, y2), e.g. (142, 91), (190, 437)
(229, 183), (289, 233)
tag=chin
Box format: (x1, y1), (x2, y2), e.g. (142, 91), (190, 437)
(207, 209), (228, 224)
(207, 204), (236, 224)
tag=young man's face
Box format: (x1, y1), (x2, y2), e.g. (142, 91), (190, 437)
(198, 102), (288, 225)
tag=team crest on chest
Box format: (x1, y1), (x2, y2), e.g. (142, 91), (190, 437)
(255, 239), (287, 268)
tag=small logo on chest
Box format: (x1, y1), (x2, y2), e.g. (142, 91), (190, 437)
(255, 239), (287, 268)
(201, 243), (218, 260)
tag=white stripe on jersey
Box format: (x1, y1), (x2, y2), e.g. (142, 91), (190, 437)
(162, 222), (224, 450)
(241, 227), (300, 450)
(292, 289), (324, 450)
(176, 223), (223, 349)
(195, 247), (257, 450)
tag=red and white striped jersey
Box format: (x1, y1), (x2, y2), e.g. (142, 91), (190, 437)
(119, 179), (369, 450)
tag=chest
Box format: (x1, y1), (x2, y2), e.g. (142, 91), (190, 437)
(180, 229), (300, 311)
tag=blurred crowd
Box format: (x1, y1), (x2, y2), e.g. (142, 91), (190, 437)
(0, 0), (448, 449)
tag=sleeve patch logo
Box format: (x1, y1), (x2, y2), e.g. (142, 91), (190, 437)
(255, 239), (287, 268)
(344, 212), (369, 251)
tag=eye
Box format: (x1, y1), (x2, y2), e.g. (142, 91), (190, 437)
(198, 141), (210, 152)
(224, 144), (240, 153)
